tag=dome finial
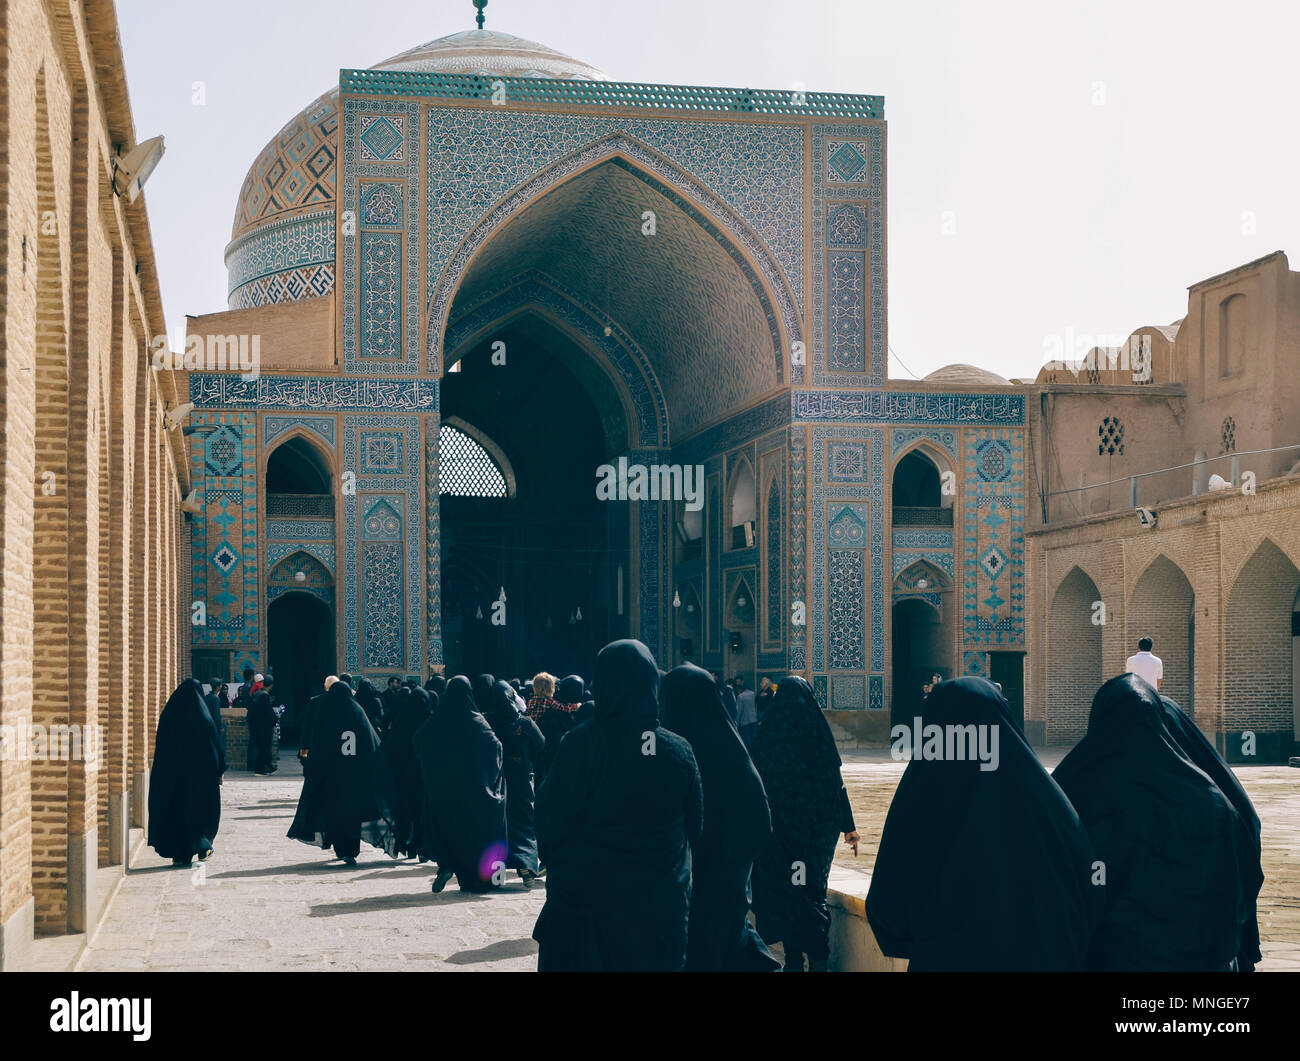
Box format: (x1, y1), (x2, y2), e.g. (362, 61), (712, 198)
(473, 0), (488, 29)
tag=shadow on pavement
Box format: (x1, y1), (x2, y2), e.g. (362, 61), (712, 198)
(443, 937), (539, 965)
(308, 890), (494, 917)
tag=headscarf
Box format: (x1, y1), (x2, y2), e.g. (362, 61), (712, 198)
(355, 678), (386, 730)
(866, 677), (1093, 971)
(593, 640), (660, 727)
(556, 675), (585, 706)
(425, 674), (446, 698)
(1053, 675), (1256, 971)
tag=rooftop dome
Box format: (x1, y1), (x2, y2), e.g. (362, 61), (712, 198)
(923, 363), (1013, 387)
(228, 28), (605, 254)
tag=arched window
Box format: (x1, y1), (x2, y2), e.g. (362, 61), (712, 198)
(892, 450), (950, 526)
(1219, 294), (1246, 378)
(727, 459), (756, 549)
(266, 436), (333, 517)
(439, 423), (509, 498)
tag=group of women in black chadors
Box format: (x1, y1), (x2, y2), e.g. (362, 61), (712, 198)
(866, 673), (1265, 972)
(144, 655), (1264, 972)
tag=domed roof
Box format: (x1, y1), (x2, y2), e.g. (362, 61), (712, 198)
(228, 29), (604, 244)
(923, 363), (1013, 387)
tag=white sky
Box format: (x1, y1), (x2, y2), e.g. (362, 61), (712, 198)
(118, 0), (1300, 383)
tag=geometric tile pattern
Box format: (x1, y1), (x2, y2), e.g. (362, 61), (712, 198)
(229, 264), (334, 309)
(890, 428), (957, 457)
(226, 210), (335, 304)
(893, 528), (955, 549)
(831, 674), (866, 709)
(263, 415), (336, 451)
(341, 99), (423, 375)
(964, 649), (990, 677)
(892, 550), (956, 579)
(361, 543), (403, 668)
(813, 122), (883, 388)
(359, 232), (402, 360)
(265, 519), (335, 542)
(361, 496), (403, 540)
(342, 415), (423, 674)
(826, 140), (869, 184)
(868, 673), (884, 710)
(765, 475), (783, 645)
(231, 89), (337, 240)
(828, 251), (867, 373)
(411, 107), (807, 342)
(360, 430), (404, 474)
(359, 114), (406, 162)
(359, 181), (404, 228)
(266, 540), (336, 575)
(787, 428), (806, 672)
(189, 411), (258, 648)
(810, 426), (885, 691)
(827, 441), (868, 483)
(964, 428), (1026, 647)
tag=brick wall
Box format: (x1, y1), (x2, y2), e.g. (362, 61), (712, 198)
(0, 0), (188, 955)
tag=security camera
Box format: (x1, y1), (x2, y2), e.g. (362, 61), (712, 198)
(164, 402), (195, 431)
(111, 136), (166, 203)
(1207, 473), (1231, 491)
(180, 490), (203, 516)
(1136, 507), (1157, 528)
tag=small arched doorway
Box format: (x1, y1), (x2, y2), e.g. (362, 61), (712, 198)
(891, 597), (946, 725)
(266, 551), (336, 744)
(267, 591), (335, 746)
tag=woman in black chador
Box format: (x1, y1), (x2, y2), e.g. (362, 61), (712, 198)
(287, 680), (394, 866)
(385, 685), (435, 859)
(660, 663), (779, 972)
(749, 676), (859, 972)
(412, 676), (508, 893)
(484, 680), (545, 885)
(532, 639), (703, 972)
(1052, 674), (1257, 971)
(866, 677), (1094, 971)
(148, 679), (226, 866)
(1159, 694), (1264, 972)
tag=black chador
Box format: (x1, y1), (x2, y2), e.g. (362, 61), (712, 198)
(384, 685), (434, 859)
(148, 679), (226, 865)
(1159, 694), (1264, 972)
(411, 676), (508, 892)
(660, 664), (779, 972)
(484, 680), (545, 881)
(532, 640), (703, 972)
(1052, 675), (1257, 971)
(287, 681), (395, 864)
(749, 676), (856, 970)
(866, 677), (1094, 971)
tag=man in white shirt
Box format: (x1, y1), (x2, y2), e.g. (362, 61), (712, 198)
(1126, 637), (1163, 691)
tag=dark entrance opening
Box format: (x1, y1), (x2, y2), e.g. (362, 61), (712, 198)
(891, 598), (945, 725)
(989, 651), (1025, 732)
(267, 592), (335, 745)
(440, 321), (630, 680)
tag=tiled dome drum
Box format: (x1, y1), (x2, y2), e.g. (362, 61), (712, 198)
(225, 29), (605, 310)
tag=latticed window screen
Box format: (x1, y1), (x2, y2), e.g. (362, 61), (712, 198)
(1220, 416), (1237, 455)
(1098, 416), (1124, 456)
(439, 425), (507, 497)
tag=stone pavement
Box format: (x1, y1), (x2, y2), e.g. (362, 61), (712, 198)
(76, 748), (1298, 971)
(77, 752), (546, 971)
